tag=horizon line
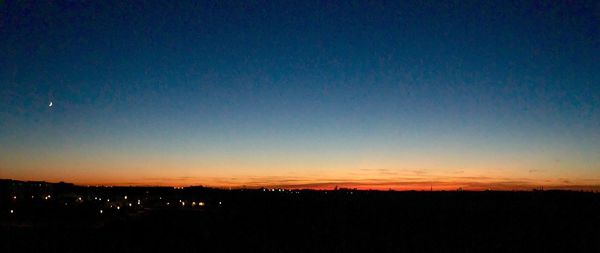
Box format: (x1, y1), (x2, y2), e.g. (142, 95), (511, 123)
(3, 178), (600, 192)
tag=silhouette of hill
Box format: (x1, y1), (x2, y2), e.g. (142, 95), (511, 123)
(2, 179), (599, 252)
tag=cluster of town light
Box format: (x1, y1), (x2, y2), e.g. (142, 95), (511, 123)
(261, 188), (302, 194)
(8, 193), (223, 218)
(14, 194), (63, 200)
(175, 199), (207, 207)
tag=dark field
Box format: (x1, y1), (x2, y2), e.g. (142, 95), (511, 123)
(2, 180), (600, 252)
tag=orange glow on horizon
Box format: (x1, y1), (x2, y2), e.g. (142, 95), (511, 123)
(7, 175), (599, 191)
(3, 157), (599, 191)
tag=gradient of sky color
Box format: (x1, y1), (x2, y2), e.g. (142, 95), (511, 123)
(1, 0), (599, 189)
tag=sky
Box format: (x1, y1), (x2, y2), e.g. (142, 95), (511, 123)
(1, 0), (599, 190)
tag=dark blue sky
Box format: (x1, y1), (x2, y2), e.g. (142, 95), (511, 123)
(1, 0), (599, 187)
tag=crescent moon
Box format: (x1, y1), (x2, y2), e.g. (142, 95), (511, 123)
(49, 101), (53, 107)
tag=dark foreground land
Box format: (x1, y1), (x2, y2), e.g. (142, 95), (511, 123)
(1, 180), (600, 252)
